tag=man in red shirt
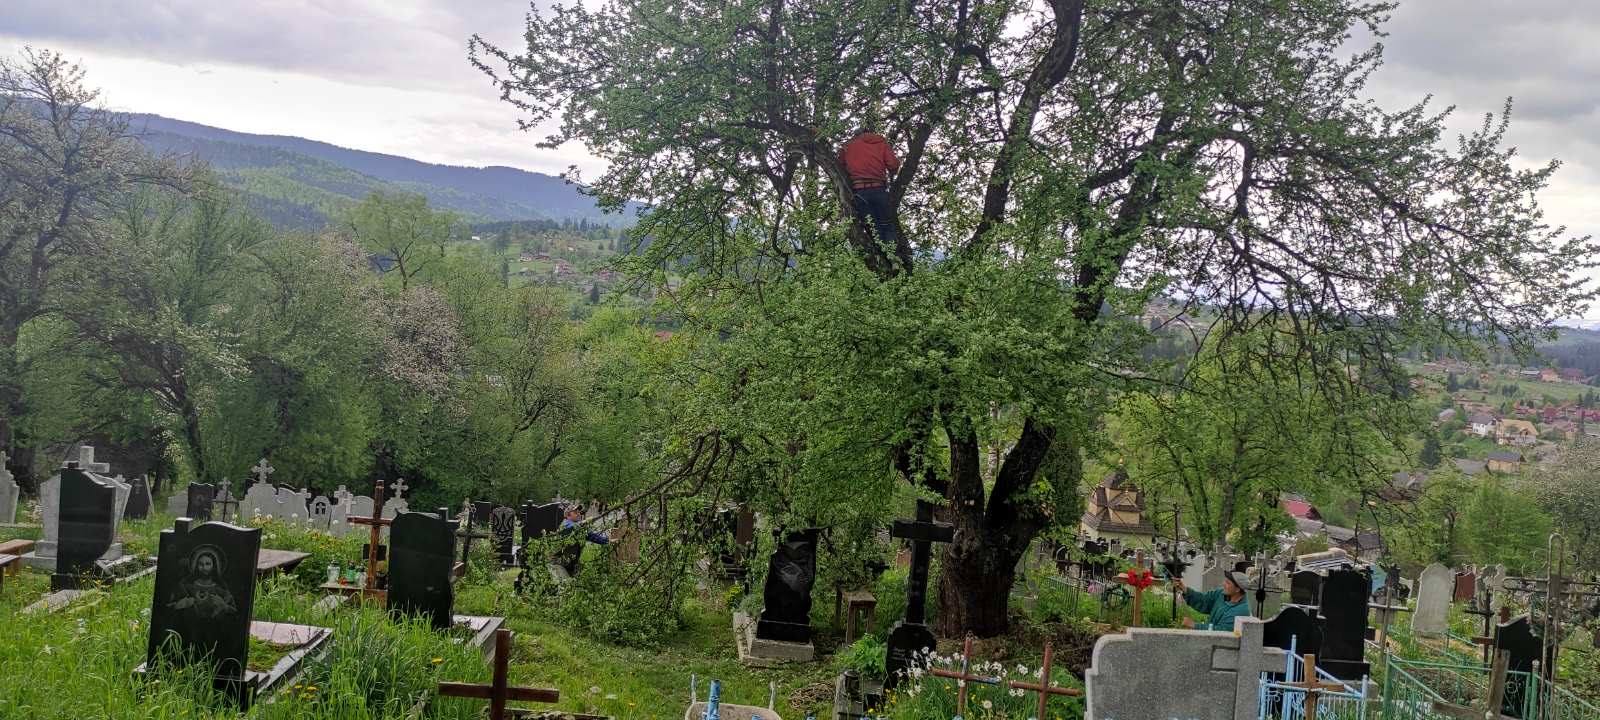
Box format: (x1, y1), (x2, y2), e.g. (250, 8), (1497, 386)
(839, 129), (902, 248)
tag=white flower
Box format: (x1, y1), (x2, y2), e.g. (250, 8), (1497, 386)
(1016, 664), (1028, 674)
(1034, 667), (1045, 679)
(982, 700), (993, 710)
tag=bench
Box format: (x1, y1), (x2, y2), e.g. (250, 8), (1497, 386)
(0, 554), (16, 593)
(0, 539), (35, 574)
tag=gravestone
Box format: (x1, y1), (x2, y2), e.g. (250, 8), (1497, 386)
(274, 486), (310, 524)
(186, 483), (217, 522)
(27, 447), (129, 570)
(328, 488), (355, 537)
(489, 506), (518, 566)
(1317, 566), (1371, 681)
(520, 502), (564, 545)
(308, 496), (332, 532)
(1497, 615), (1544, 718)
(1289, 569), (1323, 608)
(1412, 563), (1453, 637)
(1181, 551), (1208, 590)
(241, 460), (278, 520)
(380, 478), (409, 519)
(1086, 617), (1286, 720)
(883, 501), (954, 689)
(1454, 569), (1478, 604)
(52, 465), (123, 591)
(472, 500), (497, 529)
(124, 476), (153, 520)
(388, 510), (456, 630)
(166, 489), (187, 518)
(0, 452), (17, 524)
(754, 528), (821, 644)
(145, 518), (261, 702)
(1262, 605), (1324, 658)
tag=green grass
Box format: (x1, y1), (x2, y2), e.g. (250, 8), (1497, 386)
(0, 508), (846, 719)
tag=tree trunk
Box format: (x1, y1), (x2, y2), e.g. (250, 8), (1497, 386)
(935, 527), (1026, 637)
(0, 321), (37, 493)
(174, 385), (209, 485)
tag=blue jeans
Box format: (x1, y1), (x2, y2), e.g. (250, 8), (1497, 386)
(852, 187), (899, 248)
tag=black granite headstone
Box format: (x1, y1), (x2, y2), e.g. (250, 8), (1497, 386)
(472, 501), (496, 528)
(1317, 567), (1371, 681)
(124, 476), (152, 520)
(145, 518), (260, 701)
(489, 506), (517, 565)
(520, 502), (564, 545)
(186, 483), (217, 521)
(52, 465), (120, 591)
(754, 528), (821, 644)
(1289, 570), (1323, 607)
(884, 501), (955, 690)
(388, 510), (455, 630)
(1497, 615), (1544, 719)
(1262, 605), (1324, 658)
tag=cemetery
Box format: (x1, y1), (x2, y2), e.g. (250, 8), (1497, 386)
(7, 1), (1600, 719)
(3, 445), (1600, 719)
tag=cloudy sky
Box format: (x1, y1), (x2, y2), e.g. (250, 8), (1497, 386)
(2, 1), (1597, 312)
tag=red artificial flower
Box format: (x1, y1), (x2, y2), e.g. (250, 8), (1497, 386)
(1121, 568), (1156, 590)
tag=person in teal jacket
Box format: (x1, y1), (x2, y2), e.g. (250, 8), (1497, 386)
(1173, 570), (1252, 631)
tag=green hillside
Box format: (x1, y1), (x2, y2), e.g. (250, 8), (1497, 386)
(128, 113), (631, 229)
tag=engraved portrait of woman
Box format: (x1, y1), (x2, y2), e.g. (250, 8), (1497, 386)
(167, 545), (237, 619)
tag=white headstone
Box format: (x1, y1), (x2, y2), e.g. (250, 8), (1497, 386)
(0, 452), (17, 524)
(166, 488), (187, 517)
(242, 479), (278, 522)
(308, 496), (332, 531)
(1086, 617), (1285, 720)
(77, 446), (111, 474)
(1412, 563), (1453, 637)
(1182, 552), (1209, 590)
(23, 472), (61, 570)
(349, 495), (374, 520)
(274, 486), (310, 524)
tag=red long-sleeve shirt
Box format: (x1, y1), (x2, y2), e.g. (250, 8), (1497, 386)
(839, 132), (900, 188)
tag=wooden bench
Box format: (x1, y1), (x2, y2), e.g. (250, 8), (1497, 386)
(0, 554), (16, 593)
(0, 539), (35, 575)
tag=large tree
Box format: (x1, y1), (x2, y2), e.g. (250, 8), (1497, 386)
(475, 0), (1596, 635)
(0, 49), (186, 488)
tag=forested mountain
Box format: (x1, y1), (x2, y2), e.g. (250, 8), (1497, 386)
(125, 113), (632, 229)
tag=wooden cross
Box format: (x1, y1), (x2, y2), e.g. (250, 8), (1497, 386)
(929, 635), (1000, 717)
(1281, 654), (1346, 720)
(251, 458), (275, 484)
(1007, 642), (1083, 720)
(437, 629), (560, 720)
(347, 480), (392, 600)
(1118, 549), (1155, 627)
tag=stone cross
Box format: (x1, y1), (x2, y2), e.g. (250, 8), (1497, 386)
(78, 446), (111, 473)
(1008, 641), (1082, 720)
(437, 629), (559, 719)
(390, 478), (408, 500)
(884, 500), (955, 689)
(251, 459), (275, 485)
(1282, 654), (1347, 720)
(347, 480), (393, 600)
(928, 635), (1001, 716)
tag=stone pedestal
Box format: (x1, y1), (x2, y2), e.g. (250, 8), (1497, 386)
(734, 611), (814, 667)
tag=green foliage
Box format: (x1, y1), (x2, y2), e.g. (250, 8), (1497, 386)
(833, 636), (888, 680)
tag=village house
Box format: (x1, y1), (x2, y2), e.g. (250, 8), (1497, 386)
(1468, 413), (1497, 437)
(1560, 367), (1588, 383)
(1486, 450), (1523, 474)
(1539, 368), (1562, 383)
(1495, 418), (1540, 447)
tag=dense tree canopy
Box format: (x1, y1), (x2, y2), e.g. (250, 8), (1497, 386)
(474, 0), (1597, 635)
